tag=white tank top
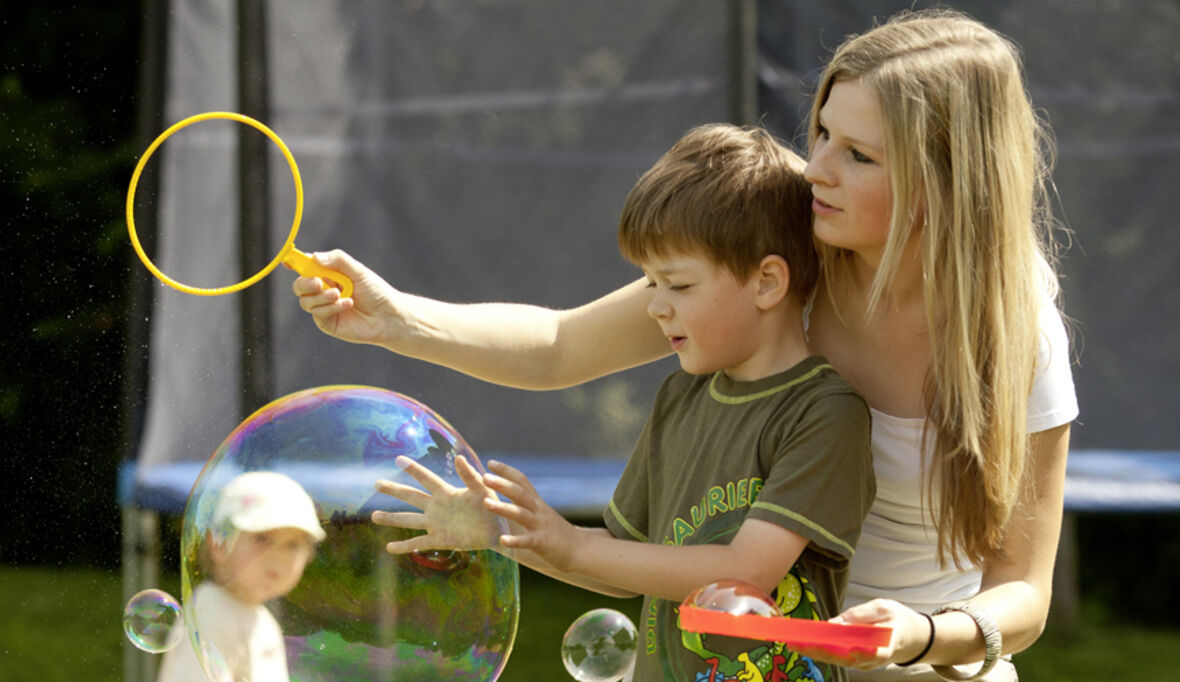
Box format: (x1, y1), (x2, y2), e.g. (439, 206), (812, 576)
(804, 297), (1079, 612)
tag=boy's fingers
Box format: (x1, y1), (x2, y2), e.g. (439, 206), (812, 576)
(371, 510), (428, 530)
(484, 497), (530, 524)
(483, 461), (542, 502)
(482, 473), (532, 509)
(455, 455), (490, 494)
(394, 455), (450, 493)
(486, 459), (531, 488)
(498, 533), (536, 550)
(373, 478), (432, 509)
(383, 535), (434, 554)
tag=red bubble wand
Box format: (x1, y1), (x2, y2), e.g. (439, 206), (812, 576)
(679, 580), (891, 655)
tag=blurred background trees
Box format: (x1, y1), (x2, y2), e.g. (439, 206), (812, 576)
(1, 5), (139, 566)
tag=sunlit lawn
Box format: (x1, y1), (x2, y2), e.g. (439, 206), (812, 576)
(1, 563), (1175, 681)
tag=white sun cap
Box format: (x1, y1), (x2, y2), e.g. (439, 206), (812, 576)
(213, 471), (327, 542)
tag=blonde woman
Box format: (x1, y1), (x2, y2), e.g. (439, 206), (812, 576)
(294, 10), (1076, 681)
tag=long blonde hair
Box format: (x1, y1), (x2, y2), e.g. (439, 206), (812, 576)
(808, 10), (1061, 566)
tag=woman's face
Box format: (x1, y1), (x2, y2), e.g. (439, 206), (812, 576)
(805, 79), (894, 263)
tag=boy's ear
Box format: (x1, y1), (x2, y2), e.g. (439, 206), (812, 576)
(754, 255), (790, 310)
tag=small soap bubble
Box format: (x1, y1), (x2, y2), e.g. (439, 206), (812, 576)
(683, 578), (779, 617)
(123, 589), (183, 653)
(561, 608), (638, 682)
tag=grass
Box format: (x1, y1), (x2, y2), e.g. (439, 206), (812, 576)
(1, 563), (1176, 681)
(1, 564), (127, 681)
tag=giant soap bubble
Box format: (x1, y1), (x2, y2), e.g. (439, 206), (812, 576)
(178, 385), (519, 681)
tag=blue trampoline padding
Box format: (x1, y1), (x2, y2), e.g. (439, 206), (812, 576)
(120, 449), (1180, 517)
(1063, 450), (1180, 512)
(119, 454), (626, 518)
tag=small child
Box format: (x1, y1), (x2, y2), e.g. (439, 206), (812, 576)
(373, 124), (874, 682)
(158, 471), (326, 682)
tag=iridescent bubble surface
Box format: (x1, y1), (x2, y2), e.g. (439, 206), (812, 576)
(123, 589), (184, 653)
(684, 578), (779, 617)
(560, 608), (638, 682)
(179, 385), (519, 681)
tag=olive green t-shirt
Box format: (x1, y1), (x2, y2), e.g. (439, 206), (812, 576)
(604, 355), (874, 682)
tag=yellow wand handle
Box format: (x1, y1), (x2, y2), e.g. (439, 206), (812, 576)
(283, 249), (354, 299)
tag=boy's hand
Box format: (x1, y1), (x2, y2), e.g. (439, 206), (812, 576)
(291, 249), (396, 346)
(481, 459), (581, 572)
(371, 455), (504, 553)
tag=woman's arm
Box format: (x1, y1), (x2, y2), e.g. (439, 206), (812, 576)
(924, 422), (1071, 663)
(801, 423), (1072, 671)
(293, 249), (670, 389)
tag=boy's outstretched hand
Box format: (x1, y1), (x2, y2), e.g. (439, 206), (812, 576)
(372, 455), (505, 553)
(481, 459), (582, 573)
(373, 455), (593, 584)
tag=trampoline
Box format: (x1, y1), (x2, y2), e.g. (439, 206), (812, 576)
(121, 2), (1180, 681)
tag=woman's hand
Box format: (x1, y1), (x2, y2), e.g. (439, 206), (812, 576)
(291, 249), (402, 347)
(794, 599), (931, 671)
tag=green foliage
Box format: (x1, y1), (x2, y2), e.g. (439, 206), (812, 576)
(0, 4), (139, 566)
(1075, 513), (1180, 626)
(1015, 612), (1180, 680)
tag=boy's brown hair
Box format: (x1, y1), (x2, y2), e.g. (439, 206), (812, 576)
(618, 124), (817, 302)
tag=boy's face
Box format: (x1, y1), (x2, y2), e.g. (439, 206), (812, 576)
(212, 527), (317, 606)
(641, 251), (766, 380)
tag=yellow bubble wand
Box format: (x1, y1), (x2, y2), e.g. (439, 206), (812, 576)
(126, 111), (353, 298)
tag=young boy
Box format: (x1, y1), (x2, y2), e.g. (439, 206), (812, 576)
(159, 471), (326, 682)
(374, 124), (874, 682)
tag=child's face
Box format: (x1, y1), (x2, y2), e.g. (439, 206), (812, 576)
(641, 251), (765, 380)
(212, 527), (317, 606)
